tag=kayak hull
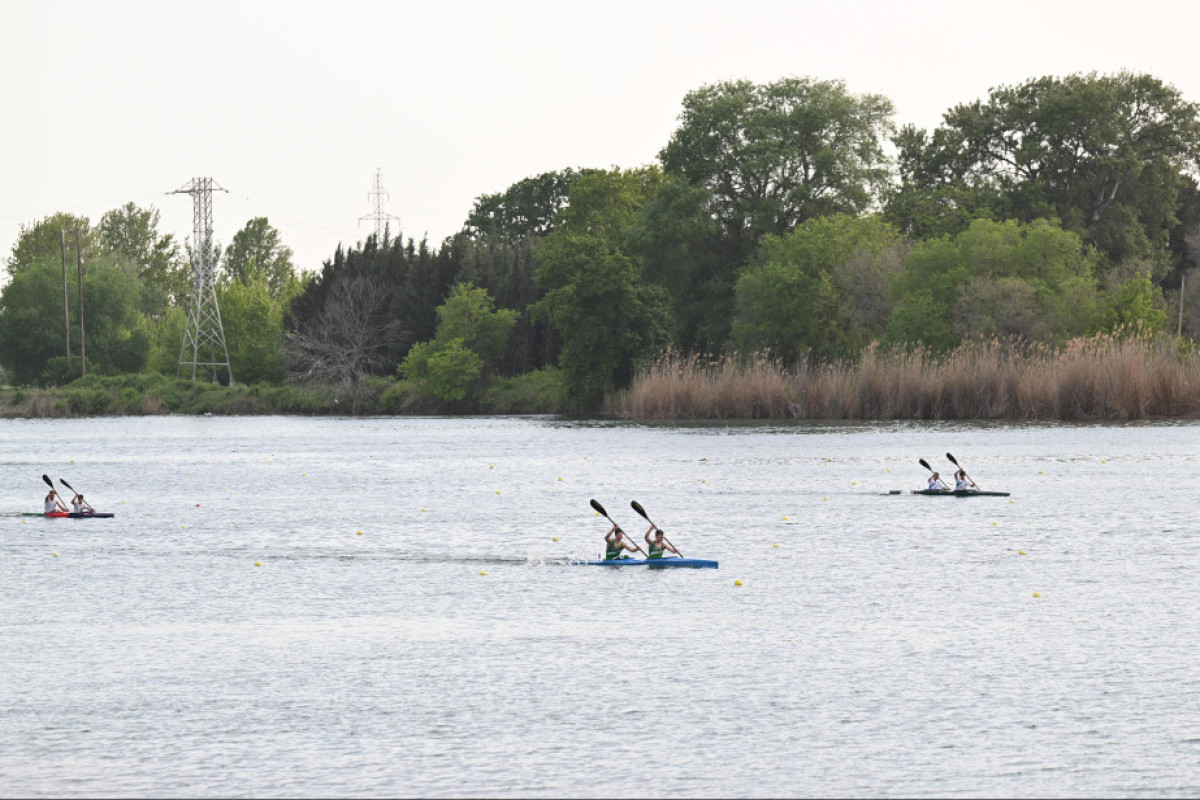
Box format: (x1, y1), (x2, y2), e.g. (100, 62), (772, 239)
(579, 557), (718, 569)
(42, 512), (115, 518)
(909, 489), (1010, 497)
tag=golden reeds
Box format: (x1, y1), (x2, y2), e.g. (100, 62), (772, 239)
(610, 335), (1200, 420)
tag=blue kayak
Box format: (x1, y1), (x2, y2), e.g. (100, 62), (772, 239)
(579, 557), (718, 569)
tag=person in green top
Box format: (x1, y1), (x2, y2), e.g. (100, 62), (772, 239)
(644, 524), (681, 560)
(604, 524), (641, 560)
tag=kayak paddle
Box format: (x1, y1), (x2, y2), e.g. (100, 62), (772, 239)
(59, 478), (95, 512)
(590, 499), (647, 557)
(630, 501), (683, 557)
(945, 452), (979, 489)
(918, 458), (933, 474)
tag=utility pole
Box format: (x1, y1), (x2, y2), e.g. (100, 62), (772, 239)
(75, 230), (85, 377)
(60, 230), (70, 362)
(358, 168), (401, 244)
(171, 177), (233, 383)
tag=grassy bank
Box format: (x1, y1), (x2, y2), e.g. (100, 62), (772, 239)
(609, 336), (1200, 420)
(0, 369), (567, 418)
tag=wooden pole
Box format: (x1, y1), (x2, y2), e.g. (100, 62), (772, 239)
(75, 229), (85, 377)
(60, 230), (70, 361)
(1179, 271), (1186, 338)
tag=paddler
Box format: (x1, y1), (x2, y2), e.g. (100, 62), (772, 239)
(927, 472), (950, 491)
(604, 524), (640, 561)
(70, 492), (95, 515)
(644, 524), (681, 560)
(953, 469), (977, 491)
(44, 488), (68, 514)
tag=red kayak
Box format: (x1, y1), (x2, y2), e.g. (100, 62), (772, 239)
(43, 511), (115, 518)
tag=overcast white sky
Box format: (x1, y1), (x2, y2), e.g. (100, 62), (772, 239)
(2, 0), (1199, 275)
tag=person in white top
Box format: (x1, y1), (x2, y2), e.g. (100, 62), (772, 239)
(953, 469), (976, 491)
(44, 489), (68, 514)
(70, 493), (94, 515)
(927, 472), (949, 491)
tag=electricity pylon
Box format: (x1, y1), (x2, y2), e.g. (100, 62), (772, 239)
(358, 167), (401, 244)
(171, 177), (234, 383)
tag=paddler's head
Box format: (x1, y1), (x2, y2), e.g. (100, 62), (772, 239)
(931, 472), (939, 479)
(655, 529), (665, 540)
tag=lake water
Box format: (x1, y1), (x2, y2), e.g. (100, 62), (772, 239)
(1, 416), (1198, 797)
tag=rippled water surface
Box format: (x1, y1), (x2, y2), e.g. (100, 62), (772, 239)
(1, 416), (1198, 797)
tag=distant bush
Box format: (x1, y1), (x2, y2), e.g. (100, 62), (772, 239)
(484, 368), (565, 414)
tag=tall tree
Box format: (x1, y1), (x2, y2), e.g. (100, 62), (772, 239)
(888, 72), (1200, 270)
(660, 77), (895, 247)
(534, 167), (671, 410)
(97, 202), (187, 316)
(222, 217), (297, 299)
(464, 169), (600, 240)
(6, 213), (93, 277)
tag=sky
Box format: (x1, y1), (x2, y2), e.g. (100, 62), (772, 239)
(2, 0), (1199, 276)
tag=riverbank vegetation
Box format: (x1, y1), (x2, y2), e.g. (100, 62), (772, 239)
(3, 71), (1200, 419)
(609, 334), (1200, 420)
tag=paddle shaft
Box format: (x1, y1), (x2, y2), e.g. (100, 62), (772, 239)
(630, 501), (683, 557)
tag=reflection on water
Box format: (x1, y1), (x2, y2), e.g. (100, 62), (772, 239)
(1, 416), (1198, 797)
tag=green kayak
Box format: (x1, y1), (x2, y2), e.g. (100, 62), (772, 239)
(908, 489), (1010, 497)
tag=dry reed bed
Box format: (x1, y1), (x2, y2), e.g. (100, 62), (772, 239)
(610, 337), (1200, 420)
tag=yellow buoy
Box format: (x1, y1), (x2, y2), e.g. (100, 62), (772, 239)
(490, 465), (494, 469)
(181, 525), (187, 529)
(552, 537), (559, 542)
(1019, 550), (1026, 555)
(734, 579), (743, 586)
(992, 521), (998, 526)
(422, 508), (428, 512)
(851, 481), (858, 485)
(254, 561), (262, 567)
(773, 543), (780, 548)
(496, 490), (501, 494)
(782, 516), (789, 521)
(302, 473), (307, 477)
(557, 477), (563, 482)
(480, 570), (487, 576)
(356, 530), (363, 536)
(823, 497), (829, 501)
(52, 552), (59, 557)
(1033, 592), (1041, 598)
(701, 480), (706, 484)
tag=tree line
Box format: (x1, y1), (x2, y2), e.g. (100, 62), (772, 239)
(3, 71), (1199, 414)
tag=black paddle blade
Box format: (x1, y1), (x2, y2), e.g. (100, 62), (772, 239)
(946, 452), (960, 467)
(59, 478), (76, 494)
(630, 501), (649, 519)
(42, 474), (53, 488)
(589, 498), (607, 517)
(918, 458), (932, 472)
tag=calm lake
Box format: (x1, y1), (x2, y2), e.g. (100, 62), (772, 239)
(1, 416), (1198, 797)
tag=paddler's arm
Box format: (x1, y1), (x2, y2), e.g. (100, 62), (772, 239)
(644, 523), (656, 545)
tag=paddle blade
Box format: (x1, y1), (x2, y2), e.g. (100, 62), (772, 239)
(630, 501), (649, 520)
(59, 478), (76, 494)
(918, 458), (932, 472)
(42, 474), (53, 488)
(946, 452), (960, 466)
(589, 498), (608, 518)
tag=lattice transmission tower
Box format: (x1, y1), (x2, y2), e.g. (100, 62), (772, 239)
(359, 167), (401, 243)
(171, 177), (234, 383)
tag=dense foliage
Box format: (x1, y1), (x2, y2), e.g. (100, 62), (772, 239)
(4, 70), (1200, 416)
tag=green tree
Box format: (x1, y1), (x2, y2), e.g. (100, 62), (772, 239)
(5, 213), (94, 277)
(0, 254), (148, 384)
(660, 77), (895, 246)
(884, 218), (1101, 350)
(732, 215), (903, 362)
(400, 283), (518, 406)
(889, 72), (1200, 269)
(97, 202), (187, 316)
(533, 167), (671, 410)
(464, 169), (601, 239)
(222, 217), (297, 299)
(217, 266), (294, 384)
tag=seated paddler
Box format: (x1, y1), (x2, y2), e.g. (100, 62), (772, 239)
(604, 524), (640, 560)
(953, 469), (976, 491)
(927, 472), (950, 491)
(644, 524), (681, 560)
